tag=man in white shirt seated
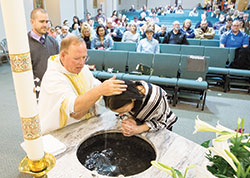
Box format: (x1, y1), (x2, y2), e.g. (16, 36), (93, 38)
(137, 27), (160, 53)
(56, 25), (73, 46)
(39, 36), (127, 134)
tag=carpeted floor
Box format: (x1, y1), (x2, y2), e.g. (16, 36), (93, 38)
(0, 63), (249, 178)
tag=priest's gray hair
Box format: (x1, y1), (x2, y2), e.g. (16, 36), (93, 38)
(60, 36), (86, 52)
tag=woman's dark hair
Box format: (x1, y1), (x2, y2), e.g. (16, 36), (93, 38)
(239, 19), (245, 27)
(112, 10), (117, 16)
(63, 19), (68, 25)
(103, 80), (144, 110)
(72, 16), (80, 31)
(73, 16), (80, 22)
(96, 24), (107, 36)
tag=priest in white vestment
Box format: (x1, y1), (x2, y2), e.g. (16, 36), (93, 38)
(39, 36), (127, 134)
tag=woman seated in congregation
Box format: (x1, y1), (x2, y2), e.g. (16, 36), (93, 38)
(180, 19), (195, 38)
(239, 19), (249, 35)
(104, 80), (178, 137)
(121, 22), (140, 43)
(91, 24), (114, 50)
(80, 23), (92, 49)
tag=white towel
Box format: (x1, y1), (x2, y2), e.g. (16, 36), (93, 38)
(21, 134), (66, 156)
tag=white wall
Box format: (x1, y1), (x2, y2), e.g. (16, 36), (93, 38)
(119, 0), (137, 11)
(147, 0), (202, 9)
(60, 0), (76, 25)
(147, 0), (171, 9)
(182, 0), (203, 9)
(23, 0), (33, 31)
(119, 0), (203, 10)
(0, 0), (33, 40)
(75, 0), (84, 19)
(106, 0), (113, 17)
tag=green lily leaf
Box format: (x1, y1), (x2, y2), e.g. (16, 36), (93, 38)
(201, 140), (211, 148)
(173, 169), (183, 178)
(184, 164), (195, 178)
(240, 118), (245, 131)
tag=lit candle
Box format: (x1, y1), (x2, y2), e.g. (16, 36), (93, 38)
(0, 0), (44, 161)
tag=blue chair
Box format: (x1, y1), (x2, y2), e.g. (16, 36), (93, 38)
(103, 50), (128, 73)
(160, 44), (181, 54)
(149, 53), (181, 104)
(227, 48), (250, 93)
(121, 73), (151, 82)
(180, 45), (204, 56)
(127, 52), (154, 73)
(213, 34), (221, 40)
(187, 39), (201, 46)
(200, 39), (220, 47)
(95, 71), (125, 81)
(204, 47), (230, 92)
(113, 42), (137, 51)
(176, 55), (209, 110)
(87, 50), (105, 71)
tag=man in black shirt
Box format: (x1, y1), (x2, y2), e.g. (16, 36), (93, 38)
(163, 21), (188, 45)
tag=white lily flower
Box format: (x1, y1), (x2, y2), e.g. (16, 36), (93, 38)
(214, 133), (237, 142)
(216, 121), (235, 133)
(208, 140), (237, 172)
(193, 116), (222, 134)
(151, 161), (173, 176)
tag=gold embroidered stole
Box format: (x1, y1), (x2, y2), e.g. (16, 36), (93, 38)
(59, 71), (96, 128)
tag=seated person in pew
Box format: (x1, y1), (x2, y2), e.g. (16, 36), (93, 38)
(154, 25), (167, 43)
(80, 23), (92, 49)
(213, 14), (226, 30)
(104, 80), (178, 137)
(137, 27), (160, 53)
(220, 20), (249, 48)
(219, 17), (233, 35)
(195, 20), (215, 39)
(195, 13), (213, 29)
(163, 21), (189, 44)
(39, 36), (127, 134)
(180, 19), (195, 38)
(121, 22), (140, 43)
(105, 18), (124, 42)
(91, 24), (114, 50)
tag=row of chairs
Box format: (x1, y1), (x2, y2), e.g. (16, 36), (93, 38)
(87, 50), (209, 110)
(112, 43), (231, 61)
(112, 42), (250, 92)
(113, 42), (221, 53)
(187, 39), (219, 46)
(156, 38), (220, 46)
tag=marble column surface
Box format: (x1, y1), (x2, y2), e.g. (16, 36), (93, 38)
(47, 109), (215, 178)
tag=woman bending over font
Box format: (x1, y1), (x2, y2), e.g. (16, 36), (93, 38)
(104, 80), (178, 136)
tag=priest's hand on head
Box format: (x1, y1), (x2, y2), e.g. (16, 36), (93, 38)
(98, 75), (127, 96)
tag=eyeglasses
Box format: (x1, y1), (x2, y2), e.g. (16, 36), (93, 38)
(74, 56), (89, 63)
(83, 56), (89, 63)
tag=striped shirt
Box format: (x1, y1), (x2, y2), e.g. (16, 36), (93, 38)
(120, 81), (178, 132)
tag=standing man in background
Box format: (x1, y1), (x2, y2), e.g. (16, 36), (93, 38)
(28, 8), (59, 98)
